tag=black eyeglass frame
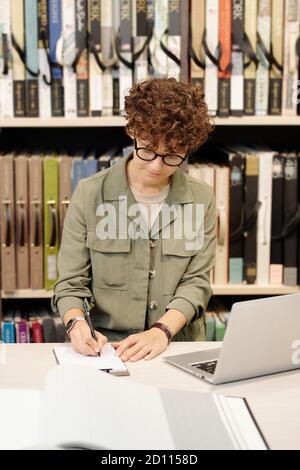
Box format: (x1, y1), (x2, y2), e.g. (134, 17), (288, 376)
(134, 139), (187, 167)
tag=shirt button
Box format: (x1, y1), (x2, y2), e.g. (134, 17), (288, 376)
(150, 239), (157, 248)
(149, 270), (156, 279)
(149, 300), (158, 310)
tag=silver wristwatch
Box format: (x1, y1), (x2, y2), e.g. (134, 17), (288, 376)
(65, 317), (86, 336)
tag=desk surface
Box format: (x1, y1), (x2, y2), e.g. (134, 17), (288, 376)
(0, 341), (299, 450)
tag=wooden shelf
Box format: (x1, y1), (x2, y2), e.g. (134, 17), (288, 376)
(2, 284), (300, 299)
(0, 116), (300, 128)
(212, 284), (300, 295)
(1, 290), (53, 299)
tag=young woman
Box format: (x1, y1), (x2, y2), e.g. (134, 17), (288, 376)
(52, 78), (216, 362)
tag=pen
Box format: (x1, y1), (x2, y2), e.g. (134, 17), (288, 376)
(83, 298), (101, 357)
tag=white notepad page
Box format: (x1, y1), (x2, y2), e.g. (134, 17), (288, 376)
(53, 344), (127, 374)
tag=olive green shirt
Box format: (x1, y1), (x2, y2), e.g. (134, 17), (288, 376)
(51, 155), (216, 341)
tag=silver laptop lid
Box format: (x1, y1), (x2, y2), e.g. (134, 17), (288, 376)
(213, 293), (300, 384)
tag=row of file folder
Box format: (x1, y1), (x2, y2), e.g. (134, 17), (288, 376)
(1, 304), (66, 343)
(0, 146), (133, 293)
(1, 1), (299, 118)
(188, 146), (300, 286)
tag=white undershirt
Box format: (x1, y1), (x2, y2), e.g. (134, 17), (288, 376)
(130, 184), (170, 233)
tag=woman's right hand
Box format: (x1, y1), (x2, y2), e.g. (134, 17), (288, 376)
(69, 321), (107, 356)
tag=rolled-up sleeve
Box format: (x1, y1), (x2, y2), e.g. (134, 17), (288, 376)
(51, 180), (95, 320)
(165, 191), (216, 324)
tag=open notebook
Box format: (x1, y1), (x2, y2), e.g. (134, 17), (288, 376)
(0, 365), (268, 450)
(53, 344), (129, 376)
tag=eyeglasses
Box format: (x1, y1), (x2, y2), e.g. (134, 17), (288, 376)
(134, 139), (187, 167)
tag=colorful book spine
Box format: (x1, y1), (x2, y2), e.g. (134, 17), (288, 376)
(1, 322), (15, 343)
(15, 320), (30, 343)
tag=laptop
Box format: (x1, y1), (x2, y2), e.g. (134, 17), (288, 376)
(164, 293), (300, 384)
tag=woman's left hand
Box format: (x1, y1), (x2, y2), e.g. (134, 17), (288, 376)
(112, 328), (169, 362)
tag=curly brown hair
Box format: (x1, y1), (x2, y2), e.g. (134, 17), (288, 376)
(124, 78), (214, 154)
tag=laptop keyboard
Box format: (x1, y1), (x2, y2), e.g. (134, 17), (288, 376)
(192, 360), (218, 375)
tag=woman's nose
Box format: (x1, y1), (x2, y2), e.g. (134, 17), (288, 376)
(149, 157), (165, 172)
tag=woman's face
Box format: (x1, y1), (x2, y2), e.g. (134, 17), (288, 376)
(132, 136), (186, 184)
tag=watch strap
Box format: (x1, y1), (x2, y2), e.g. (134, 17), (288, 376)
(65, 317), (86, 336)
(150, 322), (173, 344)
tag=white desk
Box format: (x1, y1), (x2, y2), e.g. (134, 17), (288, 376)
(0, 341), (300, 450)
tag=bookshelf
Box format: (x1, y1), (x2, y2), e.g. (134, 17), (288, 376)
(1, 116), (300, 128)
(2, 284), (300, 299)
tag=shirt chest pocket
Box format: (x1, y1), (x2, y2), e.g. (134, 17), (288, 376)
(162, 239), (198, 295)
(86, 231), (131, 290)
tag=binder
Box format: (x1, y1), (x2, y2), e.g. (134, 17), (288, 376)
(204, 0), (219, 116)
(14, 153), (30, 289)
(256, 151), (273, 284)
(75, 0), (89, 117)
(243, 154), (259, 284)
(214, 164), (230, 284)
(59, 154), (73, 237)
(118, 0), (133, 115)
(101, 0), (115, 116)
(283, 153), (298, 285)
(0, 0), (14, 118)
(180, 0), (189, 82)
(71, 155), (85, 192)
(167, 0), (181, 81)
(255, 0), (271, 116)
(270, 154), (284, 284)
(230, 0), (244, 116)
(62, 0), (77, 118)
(269, 0), (284, 115)
(282, 0), (300, 116)
(150, 0), (168, 77)
(88, 0), (103, 117)
(38, 0), (51, 118)
(28, 154), (44, 290)
(43, 156), (59, 290)
(244, 0), (257, 115)
(133, 0), (149, 83)
(218, 0), (232, 117)
(190, 0), (205, 91)
(228, 150), (244, 284)
(0, 153), (17, 292)
(11, 0), (26, 117)
(25, 0), (39, 117)
(48, 0), (64, 116)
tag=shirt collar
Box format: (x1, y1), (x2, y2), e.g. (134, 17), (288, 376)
(103, 154), (194, 205)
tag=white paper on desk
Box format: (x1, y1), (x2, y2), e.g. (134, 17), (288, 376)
(38, 365), (268, 450)
(53, 344), (127, 374)
(0, 390), (41, 450)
